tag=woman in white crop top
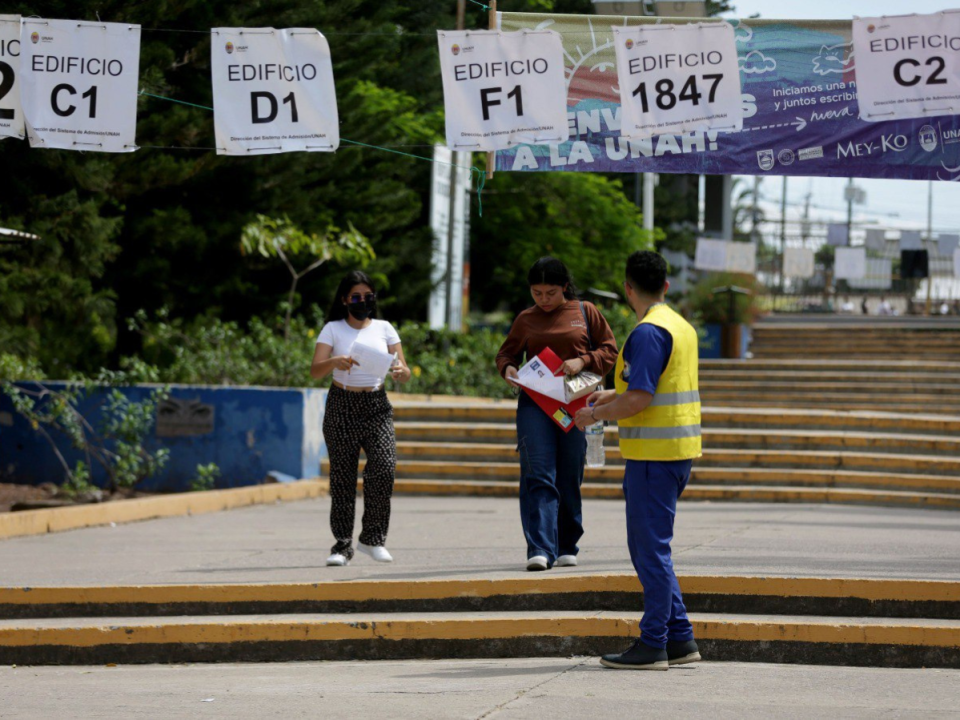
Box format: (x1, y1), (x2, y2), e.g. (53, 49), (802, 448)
(311, 271), (411, 566)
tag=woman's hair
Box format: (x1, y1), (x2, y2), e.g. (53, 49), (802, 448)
(526, 256), (578, 299)
(326, 270), (378, 323)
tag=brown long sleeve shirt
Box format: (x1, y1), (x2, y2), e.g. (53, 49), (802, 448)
(496, 300), (618, 378)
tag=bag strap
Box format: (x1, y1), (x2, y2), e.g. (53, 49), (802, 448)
(579, 301), (595, 352)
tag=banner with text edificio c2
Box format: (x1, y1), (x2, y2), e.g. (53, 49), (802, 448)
(496, 12), (960, 180)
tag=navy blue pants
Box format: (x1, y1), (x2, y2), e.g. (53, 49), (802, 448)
(623, 458), (696, 649)
(516, 392), (586, 564)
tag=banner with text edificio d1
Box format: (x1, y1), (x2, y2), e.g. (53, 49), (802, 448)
(496, 12), (960, 180)
(211, 27), (339, 155)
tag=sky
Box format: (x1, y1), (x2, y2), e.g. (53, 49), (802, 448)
(717, 1), (960, 237)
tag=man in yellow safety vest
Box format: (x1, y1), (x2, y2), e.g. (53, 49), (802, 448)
(575, 250), (702, 671)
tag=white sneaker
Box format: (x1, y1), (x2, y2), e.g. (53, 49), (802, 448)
(556, 555), (578, 567)
(526, 555), (549, 571)
(326, 553), (349, 567)
(358, 543), (393, 563)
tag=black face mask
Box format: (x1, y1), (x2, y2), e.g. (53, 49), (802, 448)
(347, 300), (376, 321)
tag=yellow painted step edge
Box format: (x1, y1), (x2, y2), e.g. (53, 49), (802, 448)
(2, 574), (958, 607)
(1, 615), (958, 649)
(0, 480), (330, 541)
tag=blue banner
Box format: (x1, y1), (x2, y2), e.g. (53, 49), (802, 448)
(496, 13), (960, 180)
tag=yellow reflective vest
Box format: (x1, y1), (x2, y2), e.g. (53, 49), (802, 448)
(614, 303), (702, 461)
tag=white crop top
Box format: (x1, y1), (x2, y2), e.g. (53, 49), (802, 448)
(316, 319), (401, 390)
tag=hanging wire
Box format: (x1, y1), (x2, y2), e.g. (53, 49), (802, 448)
(136, 90), (486, 215)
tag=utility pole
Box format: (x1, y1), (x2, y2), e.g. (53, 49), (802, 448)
(779, 176), (787, 302)
(443, 0), (467, 330)
(925, 180), (934, 316)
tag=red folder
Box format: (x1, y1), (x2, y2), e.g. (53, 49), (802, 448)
(520, 347), (591, 433)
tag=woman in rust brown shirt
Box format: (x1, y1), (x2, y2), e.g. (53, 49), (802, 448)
(496, 257), (618, 571)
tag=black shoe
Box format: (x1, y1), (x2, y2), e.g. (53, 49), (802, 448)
(666, 639), (701, 666)
(600, 638), (668, 670)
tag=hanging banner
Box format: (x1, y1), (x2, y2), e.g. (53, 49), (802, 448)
(725, 241), (756, 274)
(826, 223), (849, 246)
(0, 15), (23, 140)
(835, 246), (867, 280)
(865, 227), (887, 250)
(899, 230), (922, 250)
(20, 19), (140, 152)
(954, 248), (960, 277)
(783, 247), (815, 278)
(497, 12), (960, 180)
(612, 22), (742, 139)
(211, 27), (338, 155)
(853, 12), (960, 123)
(848, 257), (892, 290)
(438, 29), (567, 151)
(694, 238), (727, 271)
(937, 233), (959, 258)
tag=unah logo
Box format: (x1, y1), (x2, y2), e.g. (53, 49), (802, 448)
(919, 125), (938, 153)
(30, 32), (39, 44)
(451, 44), (461, 56)
(225, 41), (234, 54)
(778, 149), (795, 166)
(867, 24), (876, 34)
(757, 149), (775, 171)
(625, 38), (634, 50)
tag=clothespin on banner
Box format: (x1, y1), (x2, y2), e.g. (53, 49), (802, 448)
(485, 0), (497, 180)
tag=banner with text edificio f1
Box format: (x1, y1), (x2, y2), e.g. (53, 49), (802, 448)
(496, 12), (960, 180)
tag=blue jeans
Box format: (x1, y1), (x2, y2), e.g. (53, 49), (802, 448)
(516, 392), (586, 564)
(623, 458), (696, 650)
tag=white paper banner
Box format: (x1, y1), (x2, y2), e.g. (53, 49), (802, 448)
(899, 230), (923, 250)
(854, 12), (960, 122)
(835, 246), (867, 280)
(865, 227), (887, 251)
(613, 22), (742, 140)
(937, 233), (959, 258)
(783, 247), (815, 279)
(20, 19), (139, 152)
(848, 257), (892, 290)
(438, 29), (567, 152)
(694, 237), (728, 271)
(0, 15), (24, 140)
(211, 28), (338, 156)
(726, 241), (756, 274)
(954, 248), (960, 278)
(826, 223), (849, 246)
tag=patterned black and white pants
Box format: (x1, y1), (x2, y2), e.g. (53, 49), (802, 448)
(322, 386), (396, 560)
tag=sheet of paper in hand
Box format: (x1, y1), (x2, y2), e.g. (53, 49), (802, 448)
(349, 342), (397, 380)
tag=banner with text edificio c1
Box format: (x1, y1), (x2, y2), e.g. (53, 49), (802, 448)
(496, 12), (960, 181)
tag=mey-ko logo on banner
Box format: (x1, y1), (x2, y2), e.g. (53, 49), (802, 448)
(837, 133), (910, 157)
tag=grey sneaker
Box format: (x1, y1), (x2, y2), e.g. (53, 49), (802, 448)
(600, 639), (668, 670)
(666, 639), (701, 665)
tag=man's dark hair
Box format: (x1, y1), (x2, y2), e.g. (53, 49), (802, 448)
(625, 251), (668, 296)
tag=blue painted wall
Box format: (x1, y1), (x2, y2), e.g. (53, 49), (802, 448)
(0, 383), (327, 492)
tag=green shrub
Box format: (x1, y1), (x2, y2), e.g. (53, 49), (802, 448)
(190, 463), (221, 492)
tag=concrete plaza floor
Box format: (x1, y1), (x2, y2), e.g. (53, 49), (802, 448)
(2, 658), (959, 719)
(1, 496), (958, 586)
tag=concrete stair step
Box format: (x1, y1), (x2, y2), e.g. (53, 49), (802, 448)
(700, 371), (960, 386)
(699, 359), (960, 371)
(393, 443), (960, 477)
(382, 479), (960, 509)
(2, 611), (958, 667)
(693, 399), (960, 414)
(701, 381), (960, 394)
(392, 405), (960, 434)
(5, 575), (956, 620)
(393, 429), (960, 456)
